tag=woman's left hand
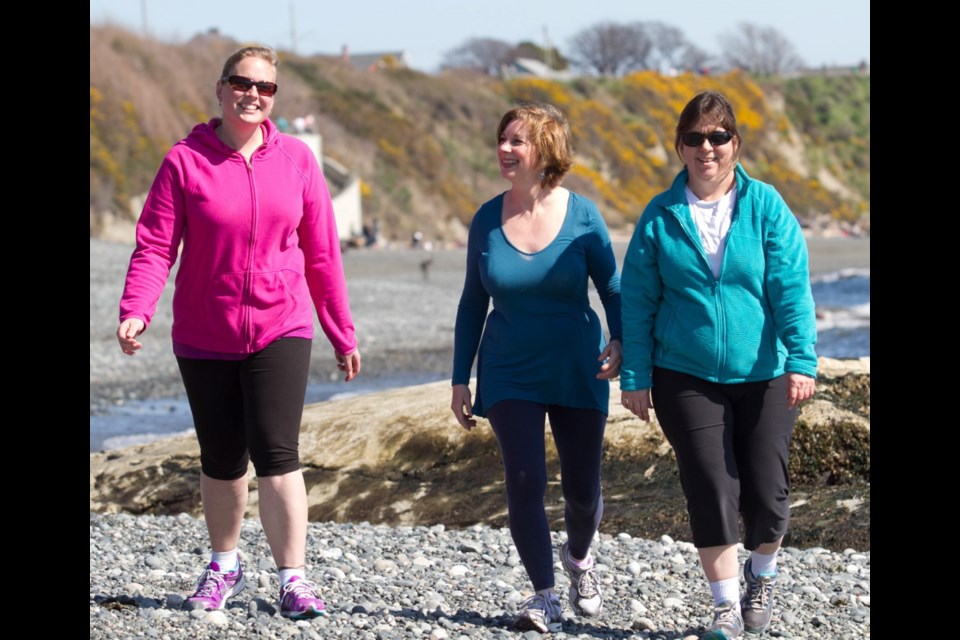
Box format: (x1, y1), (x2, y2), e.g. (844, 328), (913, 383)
(596, 339), (622, 380)
(336, 348), (362, 382)
(786, 372), (815, 408)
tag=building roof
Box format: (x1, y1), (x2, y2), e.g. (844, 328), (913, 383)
(503, 57), (575, 80)
(342, 48), (410, 72)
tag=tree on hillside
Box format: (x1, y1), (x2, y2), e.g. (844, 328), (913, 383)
(441, 37), (513, 75)
(719, 22), (803, 75)
(677, 43), (715, 74)
(641, 22), (688, 71)
(568, 22), (652, 76)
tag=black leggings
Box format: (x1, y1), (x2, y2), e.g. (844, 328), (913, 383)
(652, 367), (797, 550)
(176, 338), (312, 480)
(486, 400), (606, 591)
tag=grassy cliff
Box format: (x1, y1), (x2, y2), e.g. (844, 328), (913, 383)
(91, 25), (870, 242)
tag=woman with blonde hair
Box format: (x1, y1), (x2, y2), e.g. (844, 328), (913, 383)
(117, 44), (361, 619)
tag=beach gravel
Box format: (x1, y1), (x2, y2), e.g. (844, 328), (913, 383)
(90, 513), (869, 639)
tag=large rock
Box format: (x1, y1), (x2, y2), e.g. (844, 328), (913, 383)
(90, 357), (870, 549)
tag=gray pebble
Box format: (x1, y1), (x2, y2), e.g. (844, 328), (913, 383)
(90, 509), (869, 639)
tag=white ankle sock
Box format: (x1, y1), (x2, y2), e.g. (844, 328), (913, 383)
(709, 578), (741, 608)
(749, 549), (779, 577)
(210, 549), (239, 572)
(565, 545), (594, 570)
(279, 568), (306, 585)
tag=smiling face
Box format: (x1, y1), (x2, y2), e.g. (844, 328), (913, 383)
(216, 55), (276, 130)
(497, 118), (540, 185)
(680, 120), (739, 197)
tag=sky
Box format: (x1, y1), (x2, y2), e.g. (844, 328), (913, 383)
(89, 0), (869, 73)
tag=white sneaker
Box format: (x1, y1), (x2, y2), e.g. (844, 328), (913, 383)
(560, 541), (603, 617)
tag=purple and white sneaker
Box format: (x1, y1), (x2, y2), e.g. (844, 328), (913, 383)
(184, 561), (246, 611)
(279, 576), (327, 619)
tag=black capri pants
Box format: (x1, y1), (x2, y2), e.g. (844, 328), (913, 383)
(651, 367), (798, 550)
(176, 337), (312, 480)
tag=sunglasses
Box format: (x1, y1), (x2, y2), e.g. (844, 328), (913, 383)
(221, 75), (278, 97)
(681, 130), (735, 147)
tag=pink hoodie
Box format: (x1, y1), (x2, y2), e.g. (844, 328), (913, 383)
(119, 118), (357, 356)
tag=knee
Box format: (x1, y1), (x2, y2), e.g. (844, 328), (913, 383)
(563, 486), (601, 515)
(742, 496), (790, 547)
(200, 453), (250, 481)
(505, 469), (546, 502)
(249, 447), (300, 478)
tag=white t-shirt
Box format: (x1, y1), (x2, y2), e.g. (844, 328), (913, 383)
(685, 186), (737, 280)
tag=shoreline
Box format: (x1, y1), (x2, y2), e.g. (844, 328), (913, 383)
(90, 235), (868, 451)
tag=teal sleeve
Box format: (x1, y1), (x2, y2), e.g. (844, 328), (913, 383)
(451, 212), (489, 385)
(585, 207), (622, 342)
(762, 191), (819, 378)
(619, 213), (661, 391)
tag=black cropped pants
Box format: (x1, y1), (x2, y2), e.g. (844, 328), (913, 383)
(176, 337), (312, 480)
(651, 367), (797, 550)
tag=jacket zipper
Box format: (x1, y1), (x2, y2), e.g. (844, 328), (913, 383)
(243, 157), (258, 349)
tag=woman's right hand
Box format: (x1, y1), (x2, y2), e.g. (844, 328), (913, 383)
(451, 384), (477, 430)
(117, 318), (146, 356)
(621, 388), (653, 422)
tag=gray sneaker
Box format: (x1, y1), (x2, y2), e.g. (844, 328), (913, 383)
(513, 591), (563, 633)
(740, 558), (776, 634)
(700, 600), (744, 639)
(560, 541), (603, 617)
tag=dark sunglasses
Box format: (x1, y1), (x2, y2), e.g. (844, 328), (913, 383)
(221, 75), (278, 97)
(681, 130), (735, 147)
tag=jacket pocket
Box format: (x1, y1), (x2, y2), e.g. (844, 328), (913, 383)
(248, 270), (310, 340)
(653, 305), (678, 354)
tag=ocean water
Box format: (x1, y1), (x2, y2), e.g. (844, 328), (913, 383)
(90, 268), (869, 453)
(810, 268), (870, 359)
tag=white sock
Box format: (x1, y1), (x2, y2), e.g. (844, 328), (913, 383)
(279, 567), (306, 585)
(709, 578), (741, 608)
(565, 544), (594, 570)
(210, 549), (239, 572)
(749, 549), (779, 577)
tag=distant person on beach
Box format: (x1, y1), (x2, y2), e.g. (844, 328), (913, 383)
(115, 45), (361, 620)
(619, 90), (817, 640)
(450, 103), (622, 633)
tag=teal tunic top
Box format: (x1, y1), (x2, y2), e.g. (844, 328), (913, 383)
(452, 191), (622, 417)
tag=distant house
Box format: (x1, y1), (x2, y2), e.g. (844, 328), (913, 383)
(501, 57), (575, 81)
(787, 62), (870, 78)
(289, 131), (363, 243)
(340, 45), (410, 72)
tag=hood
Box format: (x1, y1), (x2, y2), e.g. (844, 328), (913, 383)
(184, 117), (280, 158)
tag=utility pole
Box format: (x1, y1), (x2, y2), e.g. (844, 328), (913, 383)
(141, 0), (148, 36)
(290, 3), (297, 53)
(543, 26), (553, 69)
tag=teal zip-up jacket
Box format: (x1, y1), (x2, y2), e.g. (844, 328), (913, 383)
(620, 164), (817, 391)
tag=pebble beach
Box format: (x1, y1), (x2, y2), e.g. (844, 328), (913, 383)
(90, 513), (869, 639)
(90, 235), (870, 638)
